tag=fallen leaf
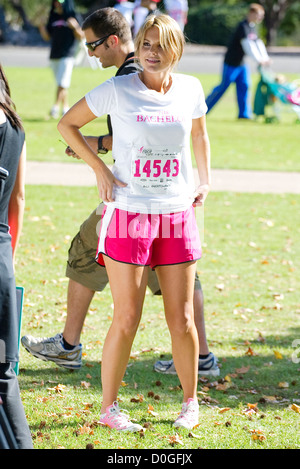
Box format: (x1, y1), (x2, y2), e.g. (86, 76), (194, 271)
(273, 350), (283, 359)
(167, 434), (183, 446)
(278, 382), (289, 388)
(236, 365), (250, 374)
(273, 293), (284, 300)
(241, 403), (259, 415)
(188, 431), (201, 439)
(291, 404), (300, 413)
(219, 407), (231, 414)
(215, 383), (229, 391)
(245, 347), (258, 356)
(80, 381), (91, 389)
(250, 429), (266, 441)
(147, 404), (159, 417)
(130, 394), (144, 403)
(47, 384), (66, 394)
(247, 403), (258, 410)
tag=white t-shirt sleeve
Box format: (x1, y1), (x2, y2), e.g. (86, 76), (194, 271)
(241, 38), (269, 63)
(191, 78), (208, 118)
(85, 78), (118, 117)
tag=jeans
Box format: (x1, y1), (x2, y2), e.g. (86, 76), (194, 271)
(206, 62), (251, 118)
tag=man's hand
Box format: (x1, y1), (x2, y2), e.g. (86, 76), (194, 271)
(65, 145), (81, 159)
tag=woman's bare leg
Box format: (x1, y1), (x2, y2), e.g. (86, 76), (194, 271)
(100, 257), (148, 412)
(156, 261), (199, 402)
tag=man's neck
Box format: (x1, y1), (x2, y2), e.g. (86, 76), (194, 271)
(116, 41), (135, 68)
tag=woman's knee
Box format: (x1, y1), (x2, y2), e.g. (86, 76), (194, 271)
(112, 307), (142, 337)
(167, 308), (195, 336)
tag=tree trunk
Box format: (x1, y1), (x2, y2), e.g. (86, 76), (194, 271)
(260, 0), (292, 46)
(11, 0), (31, 29)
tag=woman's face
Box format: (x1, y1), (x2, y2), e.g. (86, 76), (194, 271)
(54, 1), (64, 14)
(138, 26), (175, 75)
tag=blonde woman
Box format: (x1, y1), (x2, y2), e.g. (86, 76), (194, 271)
(58, 14), (211, 431)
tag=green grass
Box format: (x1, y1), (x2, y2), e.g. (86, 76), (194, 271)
(5, 64), (300, 449)
(5, 66), (300, 171)
(16, 186), (300, 449)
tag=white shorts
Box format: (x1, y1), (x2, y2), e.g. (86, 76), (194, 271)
(50, 57), (74, 89)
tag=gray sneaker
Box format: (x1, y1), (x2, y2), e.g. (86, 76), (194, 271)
(153, 352), (220, 377)
(21, 333), (82, 369)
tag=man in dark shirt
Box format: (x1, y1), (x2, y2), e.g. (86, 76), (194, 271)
(206, 3), (270, 119)
(39, 0), (83, 118)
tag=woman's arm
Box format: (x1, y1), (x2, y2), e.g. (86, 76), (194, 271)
(8, 142), (26, 263)
(39, 24), (51, 42)
(57, 98), (126, 202)
(66, 17), (84, 40)
(191, 115), (211, 206)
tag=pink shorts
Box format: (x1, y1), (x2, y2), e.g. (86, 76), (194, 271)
(96, 205), (201, 269)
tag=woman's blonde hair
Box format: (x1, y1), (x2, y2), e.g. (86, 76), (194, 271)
(134, 14), (185, 69)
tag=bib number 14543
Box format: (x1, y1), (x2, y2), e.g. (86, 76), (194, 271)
(133, 158), (179, 178)
(130, 145), (182, 195)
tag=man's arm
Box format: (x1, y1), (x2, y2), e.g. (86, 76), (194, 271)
(65, 135), (112, 158)
(241, 38), (270, 65)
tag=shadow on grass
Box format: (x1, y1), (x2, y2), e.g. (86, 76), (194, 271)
(19, 327), (300, 415)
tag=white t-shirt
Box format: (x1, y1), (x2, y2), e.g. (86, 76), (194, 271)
(164, 0), (188, 13)
(85, 72), (207, 214)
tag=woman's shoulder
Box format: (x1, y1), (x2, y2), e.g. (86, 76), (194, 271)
(114, 72), (139, 83)
(173, 73), (201, 84)
(173, 73), (204, 92)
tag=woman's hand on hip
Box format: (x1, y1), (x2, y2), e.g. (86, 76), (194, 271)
(193, 184), (210, 207)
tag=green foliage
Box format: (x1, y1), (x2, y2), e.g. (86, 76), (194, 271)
(2, 0), (52, 25)
(279, 1), (300, 35)
(185, 3), (249, 46)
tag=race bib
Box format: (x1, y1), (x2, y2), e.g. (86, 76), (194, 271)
(130, 145), (182, 196)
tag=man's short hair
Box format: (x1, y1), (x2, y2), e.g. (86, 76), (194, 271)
(82, 7), (132, 43)
(249, 3), (265, 14)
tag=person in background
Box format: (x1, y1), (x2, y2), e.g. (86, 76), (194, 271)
(114, 0), (135, 30)
(39, 0), (84, 118)
(21, 8), (219, 379)
(0, 63), (32, 449)
(164, 0), (188, 32)
(58, 13), (211, 431)
(205, 3), (270, 119)
(133, 0), (160, 37)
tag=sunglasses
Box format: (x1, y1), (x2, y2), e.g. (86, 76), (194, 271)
(85, 33), (115, 52)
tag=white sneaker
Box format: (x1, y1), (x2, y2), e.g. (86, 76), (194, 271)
(174, 398), (199, 429)
(50, 106), (59, 119)
(99, 402), (143, 432)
